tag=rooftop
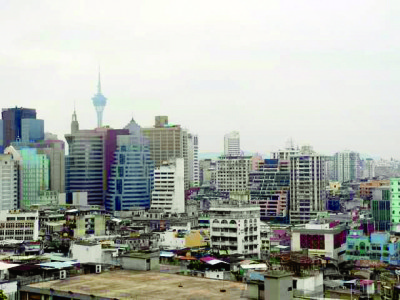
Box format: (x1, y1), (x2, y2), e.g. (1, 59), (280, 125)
(26, 270), (247, 300)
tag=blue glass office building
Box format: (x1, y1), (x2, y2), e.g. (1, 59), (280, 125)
(106, 119), (154, 211)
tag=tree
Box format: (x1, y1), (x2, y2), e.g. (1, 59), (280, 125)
(0, 290), (7, 300)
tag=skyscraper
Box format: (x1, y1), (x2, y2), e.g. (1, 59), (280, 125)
(188, 133), (199, 187)
(11, 139), (65, 193)
(224, 131), (240, 156)
(333, 151), (361, 183)
(106, 119), (154, 211)
(289, 146), (327, 224)
(141, 116), (190, 190)
(5, 146), (49, 208)
(2, 107), (43, 148)
(65, 110), (129, 206)
(92, 72), (107, 128)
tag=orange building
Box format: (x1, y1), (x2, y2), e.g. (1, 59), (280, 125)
(360, 180), (390, 199)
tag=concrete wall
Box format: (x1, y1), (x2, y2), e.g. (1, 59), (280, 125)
(265, 275), (293, 300)
(71, 244), (102, 263)
(121, 253), (160, 271)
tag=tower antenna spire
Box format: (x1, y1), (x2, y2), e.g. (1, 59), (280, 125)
(97, 65), (102, 94)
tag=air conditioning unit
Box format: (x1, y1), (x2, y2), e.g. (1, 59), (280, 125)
(60, 270), (67, 280)
(95, 265), (101, 273)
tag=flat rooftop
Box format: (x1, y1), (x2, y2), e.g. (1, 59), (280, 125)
(27, 270), (247, 300)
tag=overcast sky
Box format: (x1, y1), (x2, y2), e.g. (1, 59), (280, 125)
(0, 1), (399, 158)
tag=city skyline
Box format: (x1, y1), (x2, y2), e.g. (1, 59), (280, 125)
(0, 1), (399, 159)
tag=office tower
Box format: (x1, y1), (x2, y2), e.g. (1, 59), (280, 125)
(249, 159), (290, 222)
(21, 119), (44, 142)
(106, 119), (154, 211)
(2, 107), (43, 148)
(151, 158), (185, 213)
(5, 146), (49, 208)
(215, 155), (252, 193)
(0, 154), (19, 210)
(141, 116), (190, 190)
(65, 110), (129, 206)
(332, 151), (361, 183)
(362, 158), (375, 179)
(224, 131), (240, 156)
(92, 72), (107, 128)
(290, 146), (327, 224)
(11, 139), (65, 193)
(372, 186), (391, 231)
(188, 133), (199, 187)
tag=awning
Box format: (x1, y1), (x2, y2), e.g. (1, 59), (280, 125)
(37, 261), (78, 269)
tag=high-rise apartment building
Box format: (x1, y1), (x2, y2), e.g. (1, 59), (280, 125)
(249, 159), (290, 222)
(215, 155), (252, 193)
(151, 158), (185, 213)
(290, 146), (327, 224)
(362, 158), (375, 180)
(65, 111), (129, 206)
(188, 134), (199, 187)
(332, 151), (361, 183)
(5, 146), (49, 208)
(224, 131), (240, 156)
(0, 120), (3, 152)
(0, 154), (19, 210)
(141, 116), (190, 190)
(2, 107), (43, 148)
(11, 140), (65, 193)
(106, 119), (154, 211)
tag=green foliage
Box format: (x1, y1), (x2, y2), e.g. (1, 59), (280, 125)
(0, 290), (7, 300)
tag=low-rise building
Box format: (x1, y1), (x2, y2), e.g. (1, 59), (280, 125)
(291, 217), (347, 263)
(0, 210), (39, 241)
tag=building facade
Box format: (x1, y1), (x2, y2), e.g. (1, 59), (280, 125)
(151, 158), (185, 213)
(188, 133), (199, 187)
(290, 147), (327, 224)
(209, 201), (260, 257)
(106, 119), (154, 211)
(0, 154), (19, 210)
(215, 155), (252, 193)
(65, 111), (129, 206)
(332, 151), (361, 183)
(362, 158), (375, 180)
(11, 139), (65, 193)
(291, 219), (347, 263)
(141, 116), (190, 190)
(249, 159), (290, 222)
(224, 131), (240, 156)
(0, 210), (39, 241)
(391, 178), (400, 232)
(1, 107), (40, 148)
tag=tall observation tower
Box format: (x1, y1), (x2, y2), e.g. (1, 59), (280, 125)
(92, 71), (107, 128)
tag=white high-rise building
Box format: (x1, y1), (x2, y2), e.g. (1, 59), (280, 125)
(332, 151), (360, 183)
(224, 131), (240, 156)
(290, 146), (328, 224)
(362, 158), (375, 179)
(216, 155), (252, 193)
(188, 134), (199, 187)
(151, 158), (185, 213)
(0, 154), (19, 210)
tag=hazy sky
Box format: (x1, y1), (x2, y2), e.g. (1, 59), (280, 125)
(0, 1), (399, 158)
